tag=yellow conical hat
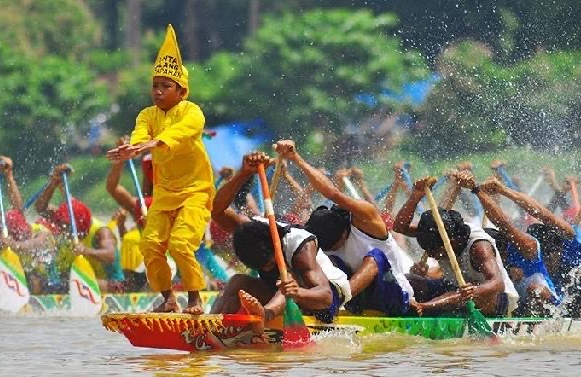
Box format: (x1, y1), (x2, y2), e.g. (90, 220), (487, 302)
(152, 24), (189, 99)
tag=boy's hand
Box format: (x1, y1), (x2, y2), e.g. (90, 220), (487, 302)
(413, 176), (437, 193)
(0, 156), (13, 175)
(490, 159), (506, 170)
(277, 276), (300, 300)
(241, 152), (271, 175)
(455, 171), (476, 190)
(273, 140), (298, 162)
(218, 166), (235, 180)
(480, 177), (504, 194)
(350, 167), (364, 182)
(457, 161), (474, 172)
(107, 144), (138, 162)
(50, 164), (74, 183)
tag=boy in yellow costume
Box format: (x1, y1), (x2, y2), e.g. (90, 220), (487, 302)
(107, 24), (214, 313)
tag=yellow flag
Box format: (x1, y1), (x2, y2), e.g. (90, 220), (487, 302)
(152, 24), (189, 98)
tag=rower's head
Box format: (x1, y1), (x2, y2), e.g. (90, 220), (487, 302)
(2, 209), (32, 241)
(305, 205), (351, 251)
(416, 209), (471, 259)
(527, 223), (567, 272)
(484, 227), (508, 263)
(233, 220), (284, 272)
(52, 198), (92, 238)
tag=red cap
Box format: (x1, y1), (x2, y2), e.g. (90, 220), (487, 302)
(563, 206), (579, 224)
(52, 198), (92, 236)
(3, 209), (32, 240)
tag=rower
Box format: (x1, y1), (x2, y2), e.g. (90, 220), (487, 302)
(35, 164), (124, 293)
(274, 140), (415, 317)
(0, 156), (57, 294)
(394, 176), (518, 317)
(210, 151), (351, 336)
(457, 173), (560, 316)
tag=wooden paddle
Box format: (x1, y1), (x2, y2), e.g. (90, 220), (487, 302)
(423, 185), (494, 338)
(61, 170), (102, 315)
(269, 157), (284, 202)
(342, 176), (362, 199)
(257, 163), (310, 346)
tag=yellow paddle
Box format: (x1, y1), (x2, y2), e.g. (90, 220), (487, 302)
(424, 185), (494, 338)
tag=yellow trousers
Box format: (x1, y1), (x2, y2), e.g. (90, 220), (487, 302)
(140, 195), (210, 292)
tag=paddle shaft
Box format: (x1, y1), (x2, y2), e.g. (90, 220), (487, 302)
(374, 183), (392, 202)
(0, 175), (7, 238)
(424, 186), (466, 287)
(127, 158), (148, 217)
(61, 172), (79, 245)
(269, 158), (283, 201)
(257, 164), (288, 281)
(496, 166), (519, 191)
(527, 174), (544, 197)
(23, 183), (48, 211)
(342, 176), (362, 199)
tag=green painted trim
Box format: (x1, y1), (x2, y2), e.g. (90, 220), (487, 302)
(71, 264), (100, 294)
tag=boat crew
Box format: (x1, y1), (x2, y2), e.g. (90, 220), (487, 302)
(35, 164), (124, 293)
(394, 177), (518, 317)
(274, 139), (416, 317)
(210, 151), (351, 337)
(458, 174), (561, 315)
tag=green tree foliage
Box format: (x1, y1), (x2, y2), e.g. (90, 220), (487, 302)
(0, 0), (101, 60)
(198, 9), (428, 140)
(0, 43), (109, 174)
(405, 41), (581, 158)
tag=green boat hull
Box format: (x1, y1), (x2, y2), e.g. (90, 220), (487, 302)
(24, 292), (581, 341)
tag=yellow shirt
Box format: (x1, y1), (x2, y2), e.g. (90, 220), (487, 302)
(120, 227), (143, 272)
(130, 101), (215, 211)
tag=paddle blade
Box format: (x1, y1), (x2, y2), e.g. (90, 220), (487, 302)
(0, 247), (30, 313)
(70, 255), (102, 316)
(466, 300), (494, 338)
(282, 298), (311, 347)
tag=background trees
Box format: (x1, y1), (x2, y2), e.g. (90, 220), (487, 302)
(2, 0), (581, 181)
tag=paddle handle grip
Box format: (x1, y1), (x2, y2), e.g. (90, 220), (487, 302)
(0, 174), (7, 238)
(424, 186), (466, 287)
(257, 163), (288, 281)
(61, 172), (79, 245)
(342, 176), (362, 199)
(128, 159), (147, 218)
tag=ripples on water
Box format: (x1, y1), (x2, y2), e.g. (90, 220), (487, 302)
(2, 314), (581, 377)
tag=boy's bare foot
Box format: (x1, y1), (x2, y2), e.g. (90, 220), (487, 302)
(153, 292), (180, 313)
(183, 291), (204, 315)
(238, 289), (265, 336)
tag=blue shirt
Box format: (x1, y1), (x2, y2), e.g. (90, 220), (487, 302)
(506, 241), (558, 299)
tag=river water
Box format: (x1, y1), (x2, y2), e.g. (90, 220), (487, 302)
(2, 314), (581, 377)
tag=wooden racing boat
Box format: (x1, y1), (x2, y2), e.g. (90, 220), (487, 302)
(101, 311), (581, 352)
